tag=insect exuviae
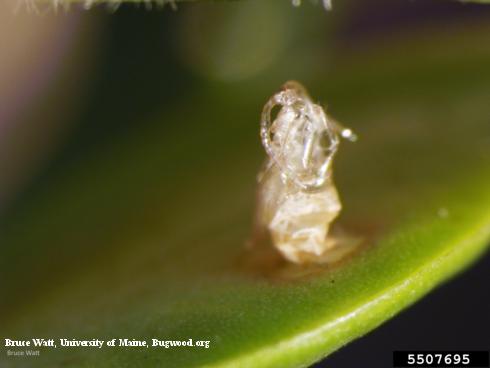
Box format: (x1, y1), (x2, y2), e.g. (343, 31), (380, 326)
(255, 81), (357, 264)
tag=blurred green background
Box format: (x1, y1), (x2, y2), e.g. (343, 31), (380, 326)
(1, 0), (490, 367)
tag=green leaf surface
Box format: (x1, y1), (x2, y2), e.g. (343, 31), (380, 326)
(1, 22), (490, 368)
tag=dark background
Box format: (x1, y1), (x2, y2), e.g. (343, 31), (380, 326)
(316, 252), (490, 367)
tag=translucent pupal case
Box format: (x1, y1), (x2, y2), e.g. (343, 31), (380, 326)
(256, 81), (357, 264)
